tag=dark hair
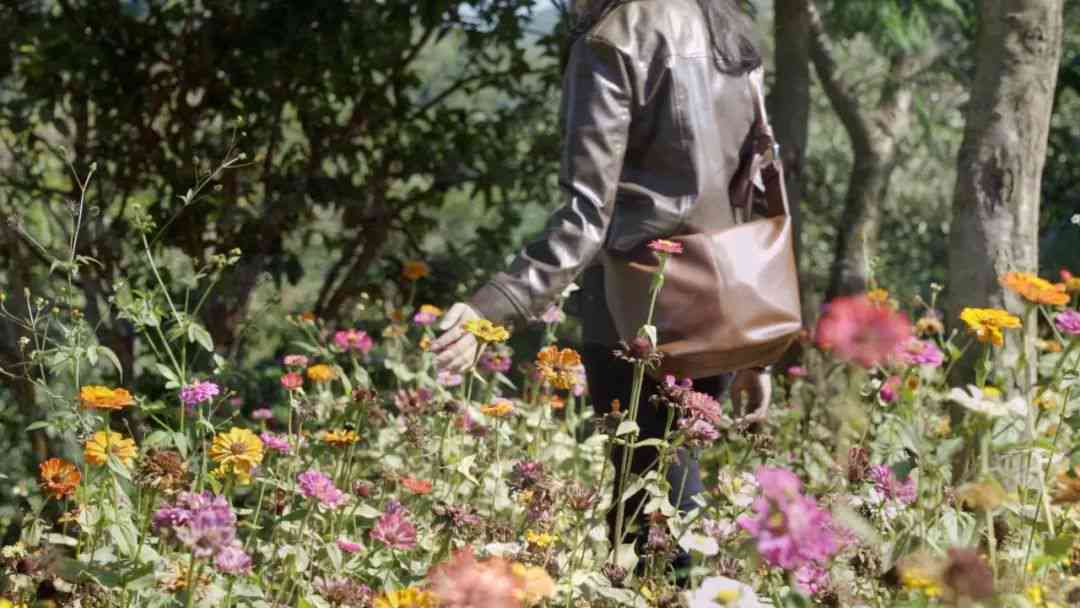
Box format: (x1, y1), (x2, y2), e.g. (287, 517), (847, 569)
(567, 0), (762, 75)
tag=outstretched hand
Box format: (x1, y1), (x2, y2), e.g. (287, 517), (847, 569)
(429, 302), (482, 373)
(731, 368), (772, 426)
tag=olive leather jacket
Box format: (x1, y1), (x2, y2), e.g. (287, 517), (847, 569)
(469, 0), (757, 345)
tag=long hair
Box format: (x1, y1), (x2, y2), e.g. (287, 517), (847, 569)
(567, 0), (761, 76)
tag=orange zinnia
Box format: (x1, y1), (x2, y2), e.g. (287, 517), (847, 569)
(536, 346), (583, 390)
(79, 385), (135, 410)
(1000, 272), (1069, 306)
(401, 260), (430, 282)
(400, 476), (433, 495)
(39, 458), (80, 500)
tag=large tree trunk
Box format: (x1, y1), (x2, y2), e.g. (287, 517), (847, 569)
(769, 0), (813, 323)
(945, 0), (1064, 384)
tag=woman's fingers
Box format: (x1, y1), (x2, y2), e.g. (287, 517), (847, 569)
(435, 334), (477, 372)
(430, 325), (463, 354)
(439, 302), (469, 331)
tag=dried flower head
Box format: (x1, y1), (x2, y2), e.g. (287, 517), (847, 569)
(135, 450), (189, 495)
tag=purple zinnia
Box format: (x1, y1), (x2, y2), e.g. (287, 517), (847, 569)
(260, 432), (291, 453)
(214, 543), (253, 574)
(155, 492), (238, 559)
(298, 469), (348, 509)
(479, 352), (512, 374)
(737, 467), (838, 571)
(370, 500), (417, 551)
(180, 380), (220, 410)
(336, 537), (363, 553)
(868, 465), (917, 505)
(1056, 310), (1080, 336)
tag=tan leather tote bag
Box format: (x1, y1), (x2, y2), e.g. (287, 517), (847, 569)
(602, 73), (802, 379)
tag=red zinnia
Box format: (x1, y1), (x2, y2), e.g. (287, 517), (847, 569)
(815, 295), (912, 368)
(280, 372), (304, 391)
(400, 476), (433, 495)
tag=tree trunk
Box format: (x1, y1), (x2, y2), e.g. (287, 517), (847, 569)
(769, 0), (814, 327)
(945, 0), (1064, 384)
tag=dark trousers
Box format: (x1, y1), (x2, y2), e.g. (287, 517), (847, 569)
(582, 343), (732, 545)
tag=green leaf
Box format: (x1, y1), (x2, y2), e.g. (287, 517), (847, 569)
(97, 346), (124, 379)
(615, 421), (640, 437)
(1044, 534), (1074, 558)
(25, 420), (52, 432)
(187, 323), (214, 353)
(154, 363), (180, 385)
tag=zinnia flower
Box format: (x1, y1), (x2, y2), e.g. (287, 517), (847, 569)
(307, 364), (337, 383)
(437, 369), (464, 387)
(323, 428), (359, 447)
(259, 432), (291, 453)
(959, 307), (1022, 347)
(317, 577), (374, 606)
(84, 430), (137, 466)
(1055, 310), (1080, 336)
(687, 576), (763, 608)
(370, 501), (417, 551)
(914, 314), (945, 336)
(413, 304), (443, 326)
(648, 239), (684, 255)
(540, 305), (565, 324)
(297, 469), (348, 509)
(208, 427), (264, 484)
(78, 385), (135, 410)
(896, 338), (944, 367)
(214, 544), (252, 575)
(868, 465), (916, 505)
(283, 354), (309, 367)
(1000, 271), (1070, 306)
(879, 376), (901, 404)
(479, 351), (513, 373)
(179, 380), (220, 410)
(1061, 269), (1080, 292)
(737, 467), (838, 571)
(373, 587), (435, 608)
(39, 458), (80, 499)
(280, 372), (304, 390)
(334, 329), (374, 354)
(462, 318), (511, 343)
(536, 345), (583, 389)
(251, 407), (274, 420)
(480, 399), (514, 418)
(815, 295), (912, 367)
(337, 537), (363, 553)
(427, 548), (522, 608)
(401, 260), (430, 282)
(399, 476), (433, 495)
(512, 563), (557, 605)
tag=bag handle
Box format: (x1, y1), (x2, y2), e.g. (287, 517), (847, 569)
(744, 70), (790, 219)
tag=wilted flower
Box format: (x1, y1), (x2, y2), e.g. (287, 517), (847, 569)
(815, 295), (912, 367)
(317, 577), (375, 607)
(1000, 271), (1069, 306)
(135, 449), (189, 495)
(79, 385), (135, 411)
(1056, 310), (1080, 336)
(1052, 467), (1080, 504)
(394, 388), (434, 416)
(401, 260), (430, 281)
(39, 458), (80, 500)
(509, 460), (546, 492)
(179, 380), (220, 410)
(427, 548), (522, 608)
(536, 345), (583, 389)
(371, 501), (417, 551)
(208, 427), (264, 484)
(84, 430), (137, 466)
(280, 372), (304, 390)
(914, 314), (945, 336)
(298, 469), (347, 509)
(687, 576), (763, 608)
(335, 329), (374, 354)
(947, 385), (1027, 418)
(959, 308), (1021, 347)
(463, 319), (511, 343)
(307, 364), (337, 383)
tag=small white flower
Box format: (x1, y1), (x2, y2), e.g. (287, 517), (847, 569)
(679, 532), (719, 557)
(1072, 213), (1080, 225)
(687, 576), (763, 608)
(947, 385), (1027, 418)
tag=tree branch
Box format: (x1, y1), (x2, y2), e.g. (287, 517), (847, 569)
(806, 0), (873, 150)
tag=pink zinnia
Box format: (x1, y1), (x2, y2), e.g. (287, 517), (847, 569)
(336, 537), (363, 553)
(280, 372), (303, 391)
(815, 295), (912, 368)
(413, 310), (439, 326)
(297, 469), (347, 509)
(283, 354), (309, 367)
(896, 338), (944, 368)
(251, 408), (274, 421)
(260, 432), (290, 453)
(795, 563), (831, 596)
(1056, 310), (1080, 336)
(648, 239), (684, 255)
(214, 543), (253, 575)
(370, 501), (417, 551)
(787, 365), (808, 378)
(427, 548), (522, 608)
(868, 465), (916, 505)
(479, 352), (512, 374)
(334, 329), (373, 354)
(879, 376), (901, 404)
(737, 467), (838, 571)
(180, 380), (220, 409)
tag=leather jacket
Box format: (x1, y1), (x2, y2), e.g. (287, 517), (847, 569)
(469, 0), (757, 344)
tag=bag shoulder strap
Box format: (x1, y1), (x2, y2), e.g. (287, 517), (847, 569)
(745, 69), (789, 218)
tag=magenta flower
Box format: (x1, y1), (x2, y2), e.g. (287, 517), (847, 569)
(737, 467), (838, 571)
(815, 295), (912, 368)
(787, 365), (808, 378)
(180, 380), (220, 410)
(1056, 310), (1080, 336)
(280, 372), (304, 391)
(214, 543), (253, 574)
(868, 465), (916, 505)
(298, 469), (348, 509)
(879, 376), (901, 404)
(795, 563), (831, 596)
(541, 305), (565, 324)
(896, 338), (944, 368)
(334, 329), (374, 354)
(370, 501), (417, 551)
(251, 408), (274, 421)
(413, 310), (439, 326)
(336, 537), (363, 553)
(260, 432), (291, 453)
(479, 352), (512, 374)
(155, 492), (238, 560)
(648, 239), (684, 255)
(283, 354), (310, 367)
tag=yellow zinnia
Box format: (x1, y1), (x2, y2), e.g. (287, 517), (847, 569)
(79, 385), (135, 410)
(959, 307), (1022, 347)
(84, 430), (137, 466)
(323, 428), (359, 447)
(208, 427), (263, 484)
(480, 399), (514, 418)
(525, 530), (555, 549)
(513, 563), (557, 605)
(462, 319), (510, 343)
(867, 288), (890, 306)
(373, 587), (436, 608)
(419, 304), (443, 317)
(536, 345), (583, 390)
(306, 364), (336, 383)
(1001, 272), (1070, 306)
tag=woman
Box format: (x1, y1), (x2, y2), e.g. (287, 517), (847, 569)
(431, 0), (771, 556)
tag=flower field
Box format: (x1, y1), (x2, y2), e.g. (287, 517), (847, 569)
(2, 242), (1080, 608)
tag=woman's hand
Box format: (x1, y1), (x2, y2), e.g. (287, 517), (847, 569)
(430, 302), (482, 373)
(731, 368), (772, 425)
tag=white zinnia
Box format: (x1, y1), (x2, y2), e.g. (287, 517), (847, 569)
(687, 576), (764, 608)
(946, 385), (1027, 418)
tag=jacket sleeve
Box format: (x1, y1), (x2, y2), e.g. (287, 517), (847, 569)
(468, 35), (633, 326)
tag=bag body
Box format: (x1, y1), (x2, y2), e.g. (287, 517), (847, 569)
(602, 71), (802, 378)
